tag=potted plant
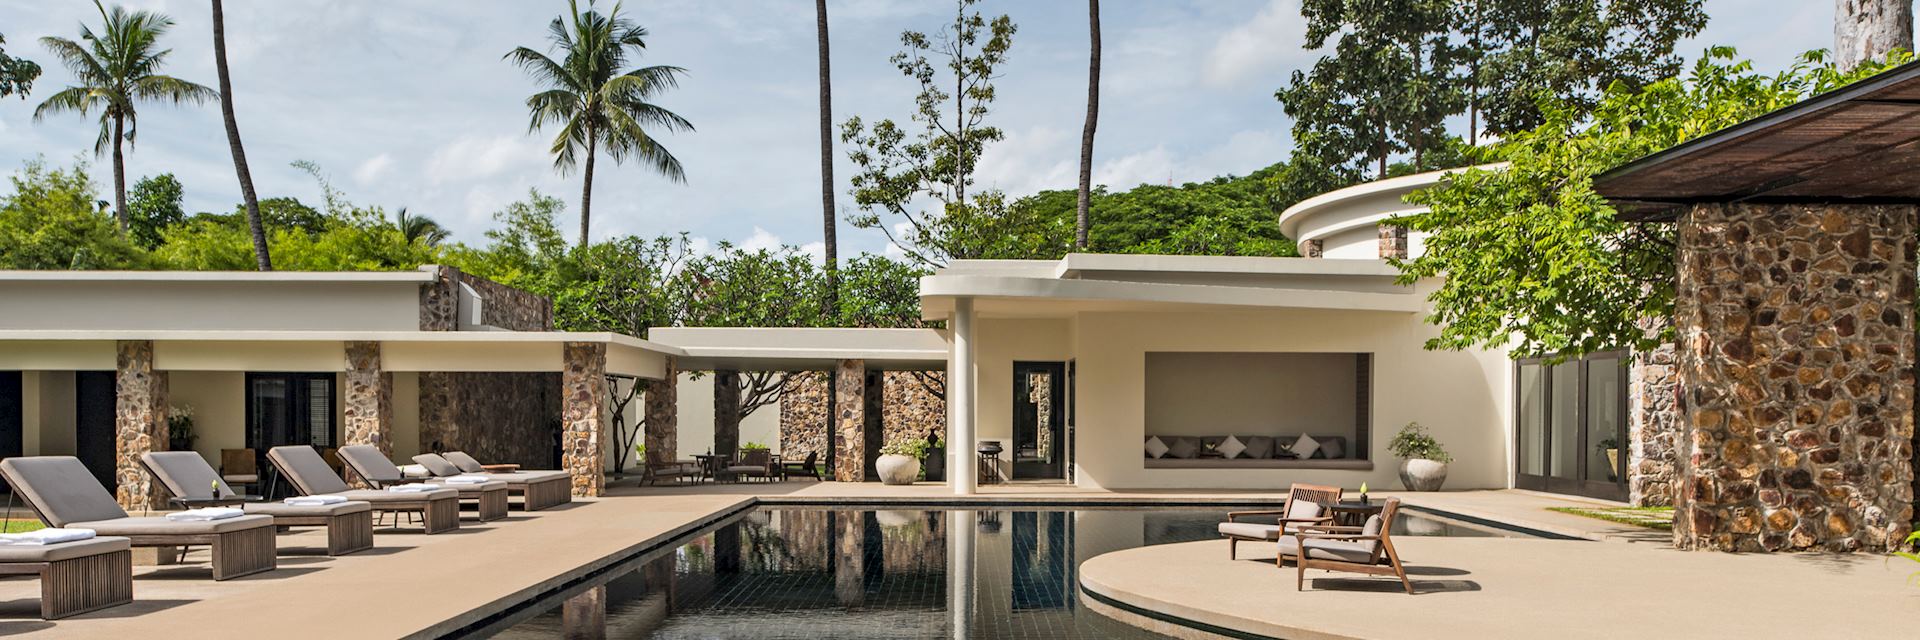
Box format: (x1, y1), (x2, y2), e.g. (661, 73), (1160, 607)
(1389, 422), (1452, 491)
(167, 405), (196, 452)
(1596, 438), (1620, 481)
(877, 438), (928, 485)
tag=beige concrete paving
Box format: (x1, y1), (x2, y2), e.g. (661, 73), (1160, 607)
(0, 493), (751, 639)
(1081, 537), (1920, 640)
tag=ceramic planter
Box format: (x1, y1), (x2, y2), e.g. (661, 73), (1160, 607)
(1398, 458), (1448, 491)
(877, 454), (921, 485)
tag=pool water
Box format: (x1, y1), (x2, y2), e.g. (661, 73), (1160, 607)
(486, 507), (1512, 639)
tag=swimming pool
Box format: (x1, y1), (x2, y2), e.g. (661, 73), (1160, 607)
(482, 506), (1519, 639)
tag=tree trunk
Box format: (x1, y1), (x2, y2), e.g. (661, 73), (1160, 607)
(111, 114), (127, 234)
(1835, 0), (1915, 70)
(817, 0), (838, 323)
(579, 121), (597, 248)
(212, 0), (272, 271)
(714, 370), (741, 458)
(1075, 0), (1101, 252)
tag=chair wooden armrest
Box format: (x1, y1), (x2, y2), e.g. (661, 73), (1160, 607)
(1291, 531), (1382, 541)
(1226, 510), (1288, 521)
(1295, 523), (1365, 533)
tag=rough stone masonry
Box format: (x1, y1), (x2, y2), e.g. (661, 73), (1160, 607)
(1672, 202), (1916, 552)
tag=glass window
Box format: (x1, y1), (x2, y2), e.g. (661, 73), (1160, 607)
(1549, 360), (1580, 480)
(1517, 363), (1546, 476)
(1586, 356), (1624, 482)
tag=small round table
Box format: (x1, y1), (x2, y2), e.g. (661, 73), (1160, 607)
(1322, 501), (1383, 528)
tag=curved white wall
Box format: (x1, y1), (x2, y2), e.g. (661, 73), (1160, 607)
(1279, 164), (1502, 259)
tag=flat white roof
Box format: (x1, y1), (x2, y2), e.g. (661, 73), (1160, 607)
(0, 330), (678, 378)
(920, 253), (1420, 320)
(647, 327), (949, 371)
(0, 269), (439, 283)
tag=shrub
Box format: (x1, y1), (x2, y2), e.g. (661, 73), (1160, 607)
(881, 437), (930, 459)
(1388, 422), (1452, 463)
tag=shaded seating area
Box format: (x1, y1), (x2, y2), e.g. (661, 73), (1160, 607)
(339, 446), (508, 522)
(779, 451), (822, 481)
(268, 446), (462, 534)
(417, 452), (572, 511)
(0, 457), (278, 581)
(140, 452), (375, 556)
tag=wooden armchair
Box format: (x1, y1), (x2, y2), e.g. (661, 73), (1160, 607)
(642, 459), (696, 486)
(1218, 482), (1340, 560)
(1284, 497), (1414, 594)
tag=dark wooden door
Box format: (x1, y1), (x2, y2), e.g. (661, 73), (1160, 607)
(0, 372), (21, 493)
(74, 371), (118, 491)
(1012, 362), (1067, 480)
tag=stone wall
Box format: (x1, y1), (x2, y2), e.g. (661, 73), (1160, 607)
(417, 266), (561, 467)
(1628, 343), (1680, 506)
(561, 342), (607, 497)
(832, 360), (867, 482)
(1673, 202), (1916, 552)
(1377, 225), (1409, 260)
(1302, 239), (1323, 258)
(781, 371), (946, 477)
(644, 359), (679, 465)
(342, 341), (394, 457)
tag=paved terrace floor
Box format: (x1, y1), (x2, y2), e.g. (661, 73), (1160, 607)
(0, 482), (1904, 638)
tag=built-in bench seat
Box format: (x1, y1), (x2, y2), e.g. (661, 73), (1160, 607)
(1145, 458), (1373, 470)
(1145, 434), (1364, 470)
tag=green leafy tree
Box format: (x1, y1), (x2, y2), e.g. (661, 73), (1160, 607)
(507, 0), (694, 247)
(0, 159), (144, 269)
(676, 244), (827, 419)
(125, 173), (184, 249)
(0, 33), (41, 99)
(842, 0), (1016, 266)
(1278, 0), (1463, 179)
(1461, 0), (1708, 140)
(998, 161), (1305, 259)
(1398, 48), (1911, 359)
(395, 208), (451, 247)
(34, 1), (215, 232)
(444, 189), (572, 291)
(835, 253), (930, 329)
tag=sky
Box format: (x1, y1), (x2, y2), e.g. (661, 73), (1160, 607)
(0, 0), (1837, 259)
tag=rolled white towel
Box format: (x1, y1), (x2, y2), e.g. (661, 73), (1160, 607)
(438, 475), (490, 485)
(0, 528), (97, 545)
(165, 507), (245, 522)
(284, 495), (349, 506)
(385, 484), (441, 493)
(399, 464), (432, 478)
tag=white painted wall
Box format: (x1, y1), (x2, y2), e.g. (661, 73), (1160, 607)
(674, 373), (781, 456)
(0, 280), (422, 332)
(20, 371), (76, 456)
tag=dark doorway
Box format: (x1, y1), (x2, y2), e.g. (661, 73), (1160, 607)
(1012, 361), (1067, 481)
(0, 372), (21, 493)
(75, 371), (117, 491)
(246, 373), (337, 495)
(1514, 352), (1628, 501)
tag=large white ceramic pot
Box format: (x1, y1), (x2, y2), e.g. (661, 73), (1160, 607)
(1399, 458), (1449, 491)
(877, 454), (922, 485)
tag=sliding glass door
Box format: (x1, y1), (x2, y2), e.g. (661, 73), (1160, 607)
(1514, 352), (1627, 501)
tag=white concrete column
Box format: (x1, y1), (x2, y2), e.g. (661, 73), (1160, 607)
(947, 510), (976, 639)
(949, 297), (976, 495)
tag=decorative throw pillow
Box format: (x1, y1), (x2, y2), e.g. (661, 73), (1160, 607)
(1166, 437), (1201, 459)
(1319, 438), (1345, 460)
(1243, 436), (1275, 459)
(1217, 435), (1247, 459)
(1289, 433), (1321, 459)
(1145, 436), (1170, 459)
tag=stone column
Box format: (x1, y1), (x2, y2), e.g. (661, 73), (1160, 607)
(1673, 202), (1916, 552)
(342, 341), (393, 456)
(832, 359), (867, 481)
(114, 341), (167, 511)
(833, 510), (864, 605)
(713, 370), (741, 458)
(1378, 225), (1409, 259)
(561, 585), (606, 640)
(644, 358), (678, 466)
(1628, 343), (1680, 506)
(562, 342), (608, 497)
(1302, 239), (1323, 258)
(863, 370), (884, 479)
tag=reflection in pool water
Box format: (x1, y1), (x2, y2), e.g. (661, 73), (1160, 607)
(492, 507), (1508, 639)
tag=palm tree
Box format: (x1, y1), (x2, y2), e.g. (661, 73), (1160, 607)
(395, 208), (451, 246)
(506, 0), (693, 248)
(816, 0), (838, 322)
(1075, 0), (1101, 250)
(210, 0), (271, 270)
(35, 1), (215, 233)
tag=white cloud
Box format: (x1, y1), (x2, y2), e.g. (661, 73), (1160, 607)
(1201, 0), (1309, 89)
(353, 153), (394, 186)
(738, 226), (784, 252)
(424, 135), (550, 186)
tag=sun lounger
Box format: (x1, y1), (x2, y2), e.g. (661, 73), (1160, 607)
(140, 451), (375, 556)
(1282, 497), (1416, 594)
(267, 446), (461, 534)
(1217, 482), (1339, 560)
(0, 456), (277, 580)
(417, 453), (571, 511)
(0, 535), (133, 619)
(338, 446), (508, 522)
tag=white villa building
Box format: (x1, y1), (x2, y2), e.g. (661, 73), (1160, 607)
(0, 166), (1652, 508)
